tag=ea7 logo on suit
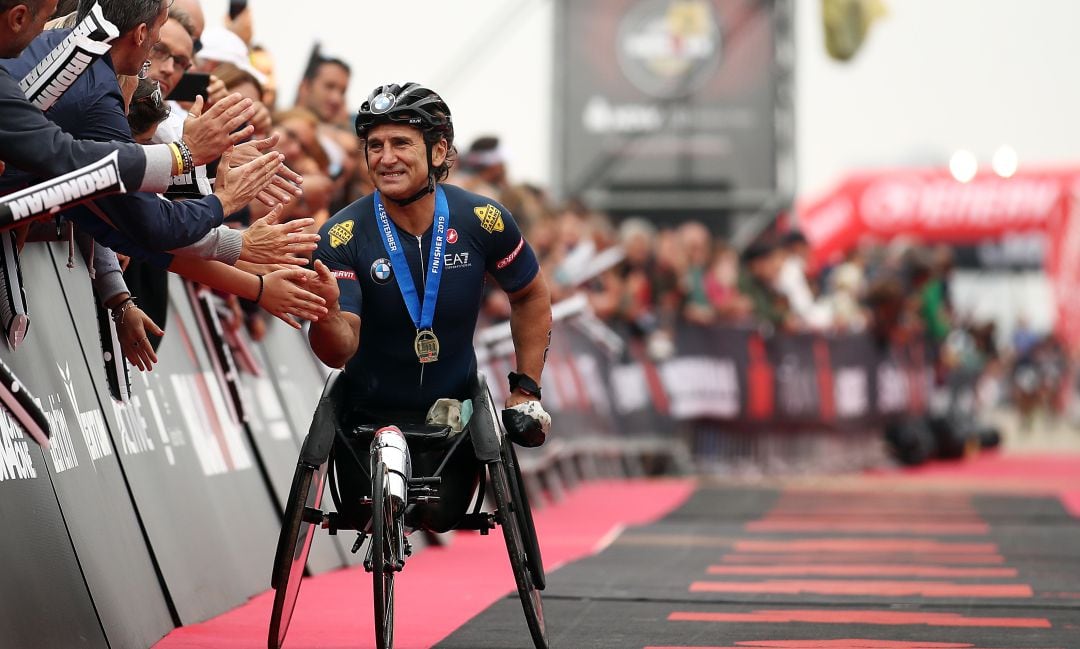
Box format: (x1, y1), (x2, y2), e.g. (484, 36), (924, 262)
(444, 252), (471, 269)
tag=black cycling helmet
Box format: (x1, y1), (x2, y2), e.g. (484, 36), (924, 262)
(355, 82), (454, 144)
(355, 83), (455, 205)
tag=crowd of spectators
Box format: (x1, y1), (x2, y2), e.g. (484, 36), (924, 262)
(0, 0), (1070, 424)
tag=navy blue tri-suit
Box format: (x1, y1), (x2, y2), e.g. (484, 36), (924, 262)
(313, 184), (539, 531)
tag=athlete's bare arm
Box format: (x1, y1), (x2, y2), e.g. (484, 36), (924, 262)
(506, 273), (552, 407)
(307, 259), (361, 368)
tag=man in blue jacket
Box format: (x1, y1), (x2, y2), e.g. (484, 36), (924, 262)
(0, 0), (262, 197)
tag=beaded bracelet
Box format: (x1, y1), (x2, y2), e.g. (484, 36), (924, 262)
(175, 138), (195, 175)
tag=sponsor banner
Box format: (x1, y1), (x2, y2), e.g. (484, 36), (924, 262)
(768, 333), (822, 423)
(29, 242), (173, 648)
(258, 319), (357, 569)
(20, 2), (119, 110)
(827, 334), (875, 425)
(112, 274), (279, 624)
(0, 438), (108, 648)
(0, 152), (125, 227)
(556, 0), (777, 204)
(798, 168), (1075, 267)
(660, 324), (750, 420)
(230, 318), (346, 574)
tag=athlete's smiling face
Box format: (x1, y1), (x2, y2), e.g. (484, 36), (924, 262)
(364, 123), (447, 200)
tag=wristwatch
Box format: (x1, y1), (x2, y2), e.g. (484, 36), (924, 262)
(508, 371), (542, 400)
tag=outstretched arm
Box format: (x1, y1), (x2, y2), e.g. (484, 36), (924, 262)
(306, 260), (361, 368)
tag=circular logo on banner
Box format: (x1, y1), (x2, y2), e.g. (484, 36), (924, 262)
(446, 228), (459, 244)
(370, 258), (393, 284)
(616, 0), (723, 99)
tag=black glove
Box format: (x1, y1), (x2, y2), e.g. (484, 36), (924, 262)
(502, 407), (546, 447)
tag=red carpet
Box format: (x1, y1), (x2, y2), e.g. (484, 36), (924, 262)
(153, 478), (695, 649)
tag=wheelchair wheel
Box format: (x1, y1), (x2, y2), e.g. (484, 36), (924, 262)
(503, 441), (546, 590)
(491, 457), (548, 649)
(371, 460), (399, 649)
(268, 460), (327, 649)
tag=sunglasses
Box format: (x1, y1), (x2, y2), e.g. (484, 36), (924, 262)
(133, 81), (165, 111)
(150, 42), (194, 72)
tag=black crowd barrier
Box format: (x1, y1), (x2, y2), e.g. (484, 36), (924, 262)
(1, 246), (933, 647)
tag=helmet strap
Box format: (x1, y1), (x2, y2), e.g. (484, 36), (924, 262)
(386, 140), (437, 207)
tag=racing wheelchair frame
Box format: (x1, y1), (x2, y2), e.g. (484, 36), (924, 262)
(268, 370), (547, 649)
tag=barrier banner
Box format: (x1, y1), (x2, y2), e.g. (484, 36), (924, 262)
(114, 274), (280, 624)
(768, 332), (824, 424)
(660, 325), (752, 421)
(257, 318), (356, 570)
(24, 243), (173, 648)
(827, 333), (876, 426)
(659, 325), (931, 427)
(607, 337), (673, 438)
(0, 440), (108, 648)
(226, 317), (346, 574)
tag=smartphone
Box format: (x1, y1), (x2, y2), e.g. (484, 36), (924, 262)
(167, 72), (210, 102)
(228, 0), (248, 19)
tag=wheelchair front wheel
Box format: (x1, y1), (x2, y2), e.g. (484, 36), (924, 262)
(503, 442), (546, 590)
(371, 460), (399, 649)
(491, 457), (548, 649)
(268, 460), (327, 649)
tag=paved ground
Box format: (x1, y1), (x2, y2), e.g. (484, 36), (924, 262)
(438, 452), (1080, 649)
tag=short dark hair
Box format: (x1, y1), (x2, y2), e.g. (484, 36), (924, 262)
(0, 0), (43, 14)
(303, 56), (349, 82)
(78, 0), (163, 35)
(168, 6), (196, 37)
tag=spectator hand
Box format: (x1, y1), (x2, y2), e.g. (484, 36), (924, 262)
(240, 205), (319, 265)
(205, 75), (228, 106)
(250, 100), (272, 137)
(231, 134), (304, 207)
(182, 93), (256, 165)
(214, 146), (283, 216)
(117, 306), (165, 372)
(260, 267), (328, 328)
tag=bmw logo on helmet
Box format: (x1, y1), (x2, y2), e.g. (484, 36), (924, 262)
(371, 92), (395, 114)
(370, 258), (393, 284)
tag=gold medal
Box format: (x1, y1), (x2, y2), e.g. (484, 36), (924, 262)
(414, 329), (440, 363)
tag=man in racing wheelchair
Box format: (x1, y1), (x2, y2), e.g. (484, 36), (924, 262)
(306, 81), (552, 529)
(281, 82), (552, 648)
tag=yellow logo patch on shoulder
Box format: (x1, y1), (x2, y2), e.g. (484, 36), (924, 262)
(474, 204), (505, 233)
(329, 220), (354, 248)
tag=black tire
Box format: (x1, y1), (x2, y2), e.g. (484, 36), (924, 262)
(372, 461), (396, 649)
(491, 458), (548, 649)
(268, 461), (326, 649)
(503, 442), (546, 590)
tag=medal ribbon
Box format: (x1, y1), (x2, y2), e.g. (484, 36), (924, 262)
(373, 186), (449, 332)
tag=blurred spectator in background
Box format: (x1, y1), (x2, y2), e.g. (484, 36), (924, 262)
(776, 230), (832, 329)
(456, 135), (545, 231)
(249, 44), (277, 109)
(677, 221), (715, 326)
(296, 55), (350, 125)
(196, 26), (271, 137)
(269, 107), (333, 227)
(825, 246), (869, 331)
(704, 241), (752, 323)
(739, 240), (793, 332)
